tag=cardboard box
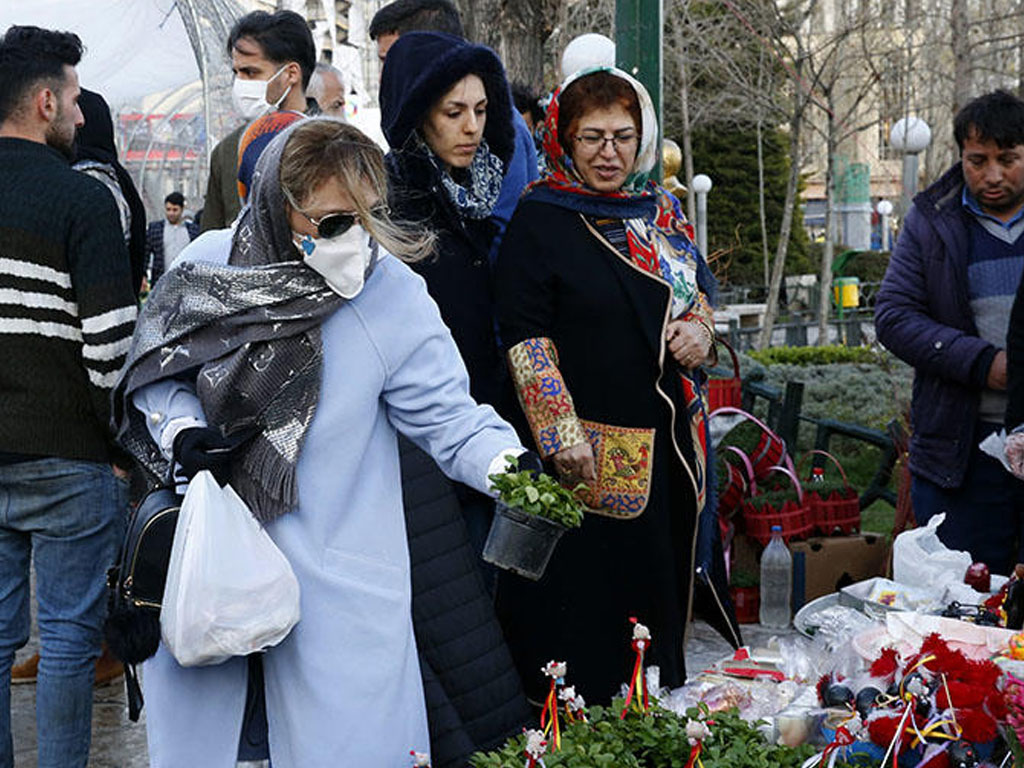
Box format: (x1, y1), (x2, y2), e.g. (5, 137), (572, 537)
(790, 534), (888, 609)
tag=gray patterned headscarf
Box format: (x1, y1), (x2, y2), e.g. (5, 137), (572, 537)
(114, 119), (376, 522)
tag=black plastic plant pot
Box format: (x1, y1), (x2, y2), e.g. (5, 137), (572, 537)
(482, 501), (567, 581)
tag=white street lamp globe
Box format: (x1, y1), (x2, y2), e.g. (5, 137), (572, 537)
(560, 34), (616, 79)
(691, 174), (713, 193)
(889, 117), (931, 153)
(876, 199), (894, 215)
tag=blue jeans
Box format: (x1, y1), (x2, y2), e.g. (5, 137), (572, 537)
(912, 421), (1024, 577)
(0, 458), (128, 768)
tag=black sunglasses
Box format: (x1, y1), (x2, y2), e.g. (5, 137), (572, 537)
(300, 204), (389, 239)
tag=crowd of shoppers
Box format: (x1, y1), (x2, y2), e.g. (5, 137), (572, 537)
(12, 0), (1024, 766)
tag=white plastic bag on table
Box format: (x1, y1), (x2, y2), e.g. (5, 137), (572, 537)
(161, 470), (301, 667)
(891, 512), (972, 590)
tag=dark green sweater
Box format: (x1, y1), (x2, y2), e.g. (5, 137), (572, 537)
(0, 137), (137, 461)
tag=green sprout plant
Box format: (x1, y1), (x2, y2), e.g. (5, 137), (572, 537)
(471, 702), (843, 768)
(488, 459), (586, 529)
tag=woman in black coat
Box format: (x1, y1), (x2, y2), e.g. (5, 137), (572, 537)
(379, 31), (516, 412)
(493, 67), (740, 704)
(379, 31), (532, 765)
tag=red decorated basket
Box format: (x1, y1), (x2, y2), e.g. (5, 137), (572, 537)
(729, 586), (760, 624)
(706, 336), (742, 411)
(710, 406), (793, 482)
(740, 465), (813, 546)
(718, 446), (756, 519)
(799, 450), (860, 536)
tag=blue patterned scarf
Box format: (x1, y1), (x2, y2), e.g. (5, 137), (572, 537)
(424, 136), (505, 220)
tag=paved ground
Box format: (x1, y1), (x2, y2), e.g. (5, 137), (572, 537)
(9, 619), (787, 766)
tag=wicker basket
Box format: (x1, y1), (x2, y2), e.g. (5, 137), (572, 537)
(799, 450), (860, 536)
(706, 336), (742, 411)
(718, 446), (756, 519)
(741, 465), (813, 546)
(710, 406), (793, 482)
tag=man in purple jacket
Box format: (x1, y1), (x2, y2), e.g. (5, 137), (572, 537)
(876, 90), (1024, 577)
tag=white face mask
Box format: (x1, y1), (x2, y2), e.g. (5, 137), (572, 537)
(294, 224), (372, 299)
(231, 65), (292, 120)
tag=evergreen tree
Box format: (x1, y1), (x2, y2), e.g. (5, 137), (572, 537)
(687, 126), (811, 285)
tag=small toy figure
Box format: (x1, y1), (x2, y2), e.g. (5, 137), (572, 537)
(1009, 632), (1024, 660)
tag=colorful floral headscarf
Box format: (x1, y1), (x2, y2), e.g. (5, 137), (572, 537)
(535, 65), (659, 195)
(523, 66), (716, 308)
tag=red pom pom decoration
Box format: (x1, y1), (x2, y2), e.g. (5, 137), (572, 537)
(869, 647), (900, 680)
(956, 708), (998, 744)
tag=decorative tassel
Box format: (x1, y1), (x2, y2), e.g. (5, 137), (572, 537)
(801, 725), (855, 768)
(621, 617), (652, 719)
(523, 729), (547, 768)
(124, 663), (144, 722)
(878, 701), (915, 768)
(539, 661), (566, 751)
(684, 718), (711, 768)
(560, 685), (587, 723)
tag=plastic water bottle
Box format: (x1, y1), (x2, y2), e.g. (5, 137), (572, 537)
(759, 525), (792, 628)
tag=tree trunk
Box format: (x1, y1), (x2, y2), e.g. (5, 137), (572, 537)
(497, 0), (546, 91)
(817, 109), (836, 347)
(759, 103), (803, 349)
(756, 46), (770, 289)
(756, 118), (769, 289)
(951, 0), (972, 110)
(680, 54), (697, 225)
(1019, 0), (1024, 98)
(456, 0), (479, 44)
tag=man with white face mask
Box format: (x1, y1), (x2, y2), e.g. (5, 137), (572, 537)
(199, 10), (314, 233)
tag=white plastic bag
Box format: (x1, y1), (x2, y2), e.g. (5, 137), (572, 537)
(891, 512), (972, 590)
(161, 470), (301, 667)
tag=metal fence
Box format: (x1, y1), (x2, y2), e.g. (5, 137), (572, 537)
(716, 281), (881, 352)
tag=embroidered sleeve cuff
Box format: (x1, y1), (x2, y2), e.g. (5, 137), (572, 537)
(507, 337), (587, 458)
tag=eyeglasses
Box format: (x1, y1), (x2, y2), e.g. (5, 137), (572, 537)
(573, 130), (639, 152)
(300, 204), (389, 239)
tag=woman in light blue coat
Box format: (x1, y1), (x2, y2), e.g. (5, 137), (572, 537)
(113, 118), (532, 766)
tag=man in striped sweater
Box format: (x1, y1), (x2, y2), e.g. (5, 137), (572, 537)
(0, 25), (137, 768)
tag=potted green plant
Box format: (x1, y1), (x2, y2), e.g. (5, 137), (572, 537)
(484, 460), (585, 580)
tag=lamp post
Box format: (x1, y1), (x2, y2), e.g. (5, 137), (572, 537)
(691, 173), (712, 257)
(876, 199), (893, 251)
(616, 0), (662, 178)
(889, 117), (931, 217)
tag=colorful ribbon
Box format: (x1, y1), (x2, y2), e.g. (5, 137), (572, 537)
(620, 617), (651, 719)
(620, 640), (648, 718)
(801, 724), (854, 768)
(539, 678), (561, 751)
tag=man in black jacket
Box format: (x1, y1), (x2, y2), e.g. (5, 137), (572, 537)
(0, 25), (136, 767)
(145, 191), (198, 285)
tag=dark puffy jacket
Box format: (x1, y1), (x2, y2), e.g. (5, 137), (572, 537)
(875, 162), (1001, 487)
(401, 438), (531, 767)
(380, 32), (516, 410)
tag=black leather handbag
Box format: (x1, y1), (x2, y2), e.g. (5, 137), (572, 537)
(104, 485), (182, 720)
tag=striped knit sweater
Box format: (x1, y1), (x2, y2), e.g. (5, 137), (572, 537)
(0, 137), (137, 462)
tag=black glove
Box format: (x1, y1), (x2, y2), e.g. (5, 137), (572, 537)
(172, 426), (254, 485)
(516, 449), (544, 479)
